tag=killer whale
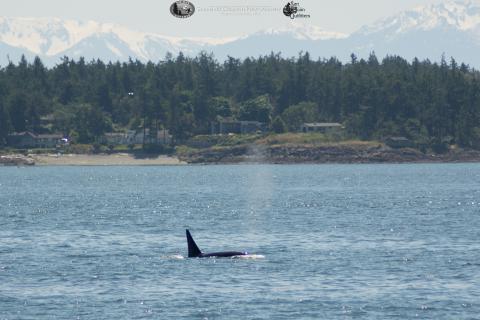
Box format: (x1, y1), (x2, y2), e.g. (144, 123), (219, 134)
(186, 229), (248, 258)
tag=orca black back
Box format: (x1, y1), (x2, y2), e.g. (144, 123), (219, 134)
(185, 229), (247, 258)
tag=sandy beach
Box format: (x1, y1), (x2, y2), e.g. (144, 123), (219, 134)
(32, 153), (186, 166)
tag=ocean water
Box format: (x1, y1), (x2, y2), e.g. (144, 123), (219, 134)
(1, 164), (480, 319)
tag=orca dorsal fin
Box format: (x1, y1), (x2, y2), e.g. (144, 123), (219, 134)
(186, 229), (202, 257)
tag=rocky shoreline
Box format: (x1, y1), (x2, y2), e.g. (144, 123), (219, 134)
(0, 154), (35, 166)
(3, 144), (480, 166)
(178, 144), (480, 164)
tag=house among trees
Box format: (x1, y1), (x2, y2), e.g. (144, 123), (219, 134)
(143, 129), (172, 145)
(211, 120), (266, 135)
(7, 132), (65, 148)
(385, 137), (414, 149)
(300, 123), (344, 134)
(6, 132), (37, 148)
(35, 134), (66, 148)
(99, 129), (171, 146)
(99, 133), (130, 145)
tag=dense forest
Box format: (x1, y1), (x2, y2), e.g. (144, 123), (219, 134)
(1, 52), (480, 150)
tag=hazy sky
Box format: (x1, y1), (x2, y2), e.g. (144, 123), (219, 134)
(4, 0), (443, 37)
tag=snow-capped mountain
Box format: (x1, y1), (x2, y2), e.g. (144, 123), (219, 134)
(208, 0), (480, 65)
(0, 17), (221, 64)
(358, 0), (480, 36)
(345, 0), (480, 66)
(0, 17), (346, 66)
(255, 21), (347, 41)
(1, 0), (480, 67)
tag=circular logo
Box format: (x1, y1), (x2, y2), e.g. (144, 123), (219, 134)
(170, 1), (195, 18)
(283, 1), (298, 17)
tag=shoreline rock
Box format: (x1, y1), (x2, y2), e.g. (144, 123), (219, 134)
(179, 144), (480, 164)
(0, 154), (35, 166)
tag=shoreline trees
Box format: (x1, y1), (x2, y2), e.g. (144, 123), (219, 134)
(0, 52), (479, 149)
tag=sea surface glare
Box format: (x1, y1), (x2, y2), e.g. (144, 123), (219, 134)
(1, 164), (480, 319)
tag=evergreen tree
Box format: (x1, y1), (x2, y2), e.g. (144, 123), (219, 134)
(272, 116), (287, 133)
(0, 102), (12, 145)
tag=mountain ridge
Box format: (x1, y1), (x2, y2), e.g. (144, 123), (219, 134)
(1, 0), (480, 66)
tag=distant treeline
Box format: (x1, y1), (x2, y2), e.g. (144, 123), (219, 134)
(0, 52), (479, 150)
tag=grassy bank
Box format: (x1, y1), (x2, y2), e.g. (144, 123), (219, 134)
(176, 133), (480, 164)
